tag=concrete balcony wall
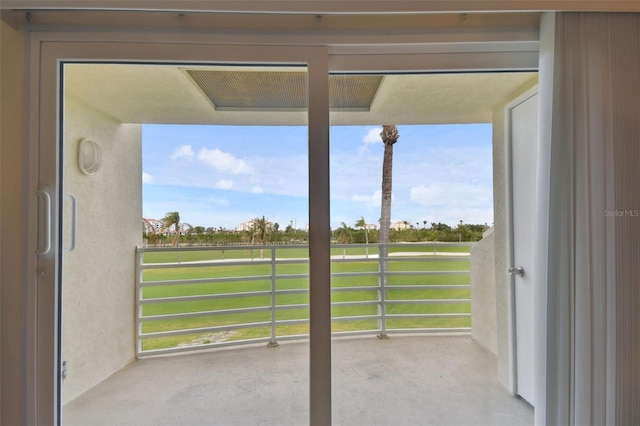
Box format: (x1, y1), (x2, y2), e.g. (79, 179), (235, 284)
(471, 228), (497, 354)
(62, 94), (142, 403)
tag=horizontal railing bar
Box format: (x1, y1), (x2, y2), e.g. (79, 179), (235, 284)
(386, 328), (472, 334)
(273, 274), (309, 280)
(274, 289), (309, 295)
(386, 271), (469, 276)
(331, 329), (380, 337)
(331, 243), (473, 249)
(330, 271), (379, 278)
(383, 256), (470, 261)
(386, 313), (471, 319)
(142, 260), (273, 269)
(386, 299), (472, 305)
(138, 284), (470, 303)
(331, 314), (380, 322)
(273, 319), (309, 326)
(275, 304), (309, 311)
(140, 321), (273, 339)
(329, 257), (379, 263)
(141, 306), (271, 322)
(331, 300), (379, 308)
(275, 258), (309, 264)
(138, 328), (473, 358)
(386, 285), (471, 291)
(331, 286), (380, 292)
(137, 244), (304, 253)
(141, 291), (273, 304)
(137, 242), (474, 254)
(137, 337), (274, 358)
(140, 275), (270, 287)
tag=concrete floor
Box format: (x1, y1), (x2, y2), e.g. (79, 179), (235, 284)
(63, 336), (533, 426)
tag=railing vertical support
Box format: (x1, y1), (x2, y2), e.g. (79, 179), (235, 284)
(377, 243), (389, 339)
(135, 247), (144, 357)
(267, 247), (279, 347)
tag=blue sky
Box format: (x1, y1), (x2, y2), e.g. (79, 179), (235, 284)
(142, 123), (494, 230)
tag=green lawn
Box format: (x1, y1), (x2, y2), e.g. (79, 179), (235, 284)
(139, 245), (472, 351)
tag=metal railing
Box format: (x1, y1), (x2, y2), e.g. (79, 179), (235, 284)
(135, 243), (473, 357)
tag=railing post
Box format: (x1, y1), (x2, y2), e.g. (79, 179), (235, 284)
(377, 243), (389, 339)
(135, 247), (144, 357)
(267, 246), (279, 347)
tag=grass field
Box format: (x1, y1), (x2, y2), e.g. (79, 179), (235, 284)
(139, 244), (472, 352)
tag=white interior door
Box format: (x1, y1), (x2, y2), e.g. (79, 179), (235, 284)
(507, 88), (538, 406)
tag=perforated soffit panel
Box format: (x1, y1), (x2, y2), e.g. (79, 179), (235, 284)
(185, 69), (384, 111)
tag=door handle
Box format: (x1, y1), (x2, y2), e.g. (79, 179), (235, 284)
(36, 190), (52, 255)
(508, 266), (525, 277)
(65, 194), (77, 253)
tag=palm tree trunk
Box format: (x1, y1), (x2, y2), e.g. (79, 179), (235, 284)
(378, 125), (398, 339)
(379, 140), (394, 260)
(365, 228), (369, 258)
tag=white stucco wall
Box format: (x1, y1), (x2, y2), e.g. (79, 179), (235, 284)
(471, 228), (497, 354)
(62, 94), (141, 404)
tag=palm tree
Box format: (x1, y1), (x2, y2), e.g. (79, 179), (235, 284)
(161, 211), (182, 247)
(378, 125), (398, 339)
(334, 222), (352, 259)
(379, 125), (399, 261)
(142, 218), (160, 246)
(355, 216), (369, 258)
(252, 216), (270, 259)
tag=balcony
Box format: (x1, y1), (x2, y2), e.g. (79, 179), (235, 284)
(63, 336), (532, 425)
(62, 241), (532, 424)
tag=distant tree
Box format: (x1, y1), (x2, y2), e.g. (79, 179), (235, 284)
(334, 222), (353, 244)
(355, 216), (369, 257)
(334, 222), (353, 259)
(142, 218), (160, 245)
(161, 211), (192, 247)
(431, 222), (451, 232)
(252, 216), (271, 259)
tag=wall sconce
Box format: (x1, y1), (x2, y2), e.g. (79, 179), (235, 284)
(78, 138), (102, 175)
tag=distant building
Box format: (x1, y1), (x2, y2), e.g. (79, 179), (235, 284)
(236, 219), (272, 232)
(142, 218), (162, 234)
(392, 221), (410, 230)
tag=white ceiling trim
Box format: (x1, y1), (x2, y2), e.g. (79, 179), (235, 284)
(3, 1), (640, 13)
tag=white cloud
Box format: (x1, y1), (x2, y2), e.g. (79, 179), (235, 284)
(216, 179), (233, 190)
(362, 127), (382, 144)
(409, 183), (491, 208)
(169, 144), (195, 161)
(197, 148), (253, 174)
(142, 172), (154, 184)
(251, 186), (264, 194)
(352, 190), (382, 207)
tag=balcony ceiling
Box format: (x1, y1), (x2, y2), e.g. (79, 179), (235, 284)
(64, 64), (536, 125)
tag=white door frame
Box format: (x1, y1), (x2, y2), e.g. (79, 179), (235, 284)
(504, 85), (539, 400)
(30, 36), (331, 425)
(26, 29), (542, 425)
